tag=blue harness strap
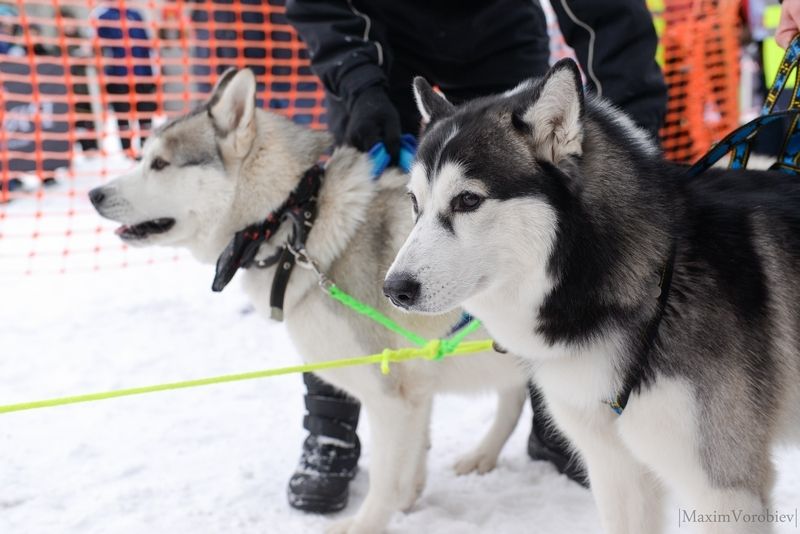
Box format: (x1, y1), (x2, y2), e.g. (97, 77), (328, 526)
(688, 35), (800, 178)
(687, 111), (800, 177)
(446, 312), (475, 337)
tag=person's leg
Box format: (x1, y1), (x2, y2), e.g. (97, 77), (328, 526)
(75, 100), (98, 152)
(550, 0), (667, 138)
(134, 83), (157, 149)
(287, 372), (361, 514)
(107, 83), (132, 152)
(242, 4), (267, 80)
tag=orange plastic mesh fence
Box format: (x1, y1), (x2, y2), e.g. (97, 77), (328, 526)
(0, 0), (326, 276)
(658, 0), (741, 162)
(0, 0), (740, 277)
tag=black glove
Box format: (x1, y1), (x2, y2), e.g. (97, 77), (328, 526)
(344, 85), (402, 161)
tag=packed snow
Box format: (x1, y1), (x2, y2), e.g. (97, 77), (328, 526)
(2, 155), (800, 533)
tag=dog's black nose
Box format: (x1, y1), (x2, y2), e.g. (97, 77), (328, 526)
(88, 187), (106, 207)
(383, 274), (420, 309)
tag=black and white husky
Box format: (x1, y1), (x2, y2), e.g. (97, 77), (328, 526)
(88, 69), (529, 534)
(385, 58), (800, 533)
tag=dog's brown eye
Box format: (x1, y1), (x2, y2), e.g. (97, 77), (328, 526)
(452, 191), (483, 212)
(151, 157), (170, 171)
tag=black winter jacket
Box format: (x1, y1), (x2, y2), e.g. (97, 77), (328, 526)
(286, 0), (667, 134)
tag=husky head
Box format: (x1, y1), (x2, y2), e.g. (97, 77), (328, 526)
(89, 69), (328, 261)
(384, 59), (659, 315)
(88, 69), (258, 248)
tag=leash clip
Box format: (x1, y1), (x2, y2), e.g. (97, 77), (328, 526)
(286, 243), (332, 291)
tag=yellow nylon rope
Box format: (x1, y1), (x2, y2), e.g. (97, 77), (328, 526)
(0, 339), (494, 415)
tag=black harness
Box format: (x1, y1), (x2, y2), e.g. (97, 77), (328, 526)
(608, 243), (677, 415)
(606, 38), (800, 415)
(212, 164), (325, 321)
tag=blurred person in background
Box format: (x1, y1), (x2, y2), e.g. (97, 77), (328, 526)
(285, 0), (667, 514)
(159, 1), (191, 114)
(0, 4), (23, 195)
(61, 7), (99, 155)
(91, 1), (157, 156)
(0, 4), (69, 188)
(0, 4), (21, 57)
(189, 0), (268, 99)
(28, 23), (55, 57)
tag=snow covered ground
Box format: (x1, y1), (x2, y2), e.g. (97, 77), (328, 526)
(2, 157), (800, 534)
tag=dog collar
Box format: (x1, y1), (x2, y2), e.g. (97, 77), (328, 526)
(608, 242), (677, 415)
(212, 163), (325, 321)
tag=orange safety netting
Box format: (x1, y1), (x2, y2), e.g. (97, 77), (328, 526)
(658, 0), (741, 162)
(0, 0), (741, 277)
(0, 0), (326, 275)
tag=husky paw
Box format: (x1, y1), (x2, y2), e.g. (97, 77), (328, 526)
(398, 482), (423, 512)
(453, 449), (499, 475)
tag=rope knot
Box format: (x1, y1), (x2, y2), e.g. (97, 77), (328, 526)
(420, 339), (442, 361)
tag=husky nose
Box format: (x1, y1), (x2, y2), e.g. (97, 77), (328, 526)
(383, 274), (420, 309)
(88, 187), (106, 207)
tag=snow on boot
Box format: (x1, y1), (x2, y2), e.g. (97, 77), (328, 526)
(287, 373), (361, 514)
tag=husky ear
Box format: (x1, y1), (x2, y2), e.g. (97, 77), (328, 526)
(207, 68), (257, 158)
(520, 58), (584, 164)
(413, 77), (454, 126)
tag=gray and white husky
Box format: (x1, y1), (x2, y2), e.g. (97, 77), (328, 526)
(89, 68), (529, 534)
(385, 58), (800, 533)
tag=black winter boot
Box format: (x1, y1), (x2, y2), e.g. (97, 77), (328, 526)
(528, 383), (589, 487)
(287, 373), (361, 513)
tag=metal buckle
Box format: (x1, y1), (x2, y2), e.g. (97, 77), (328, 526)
(286, 243), (332, 291)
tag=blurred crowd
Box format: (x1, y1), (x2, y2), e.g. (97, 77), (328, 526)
(0, 0), (319, 195)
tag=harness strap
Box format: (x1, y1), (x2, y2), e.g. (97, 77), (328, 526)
(609, 243), (677, 415)
(446, 312), (474, 337)
(753, 35), (800, 173)
(622, 36), (800, 416)
(686, 110), (800, 177)
(304, 394), (361, 421)
(212, 163), (325, 323)
(269, 247), (296, 321)
(302, 415), (357, 443)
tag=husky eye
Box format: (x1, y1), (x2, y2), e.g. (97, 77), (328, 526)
(452, 191), (483, 212)
(408, 192), (419, 217)
(151, 157), (170, 171)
